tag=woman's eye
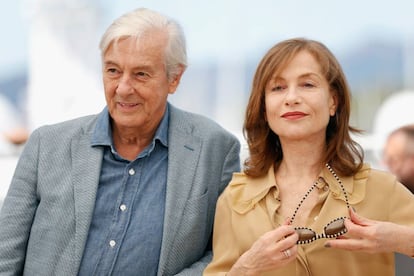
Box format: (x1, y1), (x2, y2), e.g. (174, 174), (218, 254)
(303, 82), (315, 88)
(271, 85), (285, 91)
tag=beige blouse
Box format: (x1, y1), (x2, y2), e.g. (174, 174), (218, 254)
(204, 164), (414, 276)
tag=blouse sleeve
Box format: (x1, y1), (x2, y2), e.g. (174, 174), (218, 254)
(387, 177), (414, 226)
(204, 190), (240, 275)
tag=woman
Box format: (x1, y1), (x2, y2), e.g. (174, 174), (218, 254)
(204, 38), (414, 275)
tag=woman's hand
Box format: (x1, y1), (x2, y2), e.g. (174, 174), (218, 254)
(228, 223), (298, 276)
(325, 207), (414, 257)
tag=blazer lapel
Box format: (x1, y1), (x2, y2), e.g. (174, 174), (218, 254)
(158, 107), (202, 274)
(71, 133), (103, 264)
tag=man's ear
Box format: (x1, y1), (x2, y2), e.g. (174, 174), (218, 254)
(168, 65), (185, 94)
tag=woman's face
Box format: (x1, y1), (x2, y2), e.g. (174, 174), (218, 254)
(264, 50), (337, 142)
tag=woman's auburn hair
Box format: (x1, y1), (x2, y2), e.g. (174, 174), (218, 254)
(243, 38), (364, 177)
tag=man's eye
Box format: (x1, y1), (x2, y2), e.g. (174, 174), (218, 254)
(107, 68), (118, 74)
(135, 71), (150, 79)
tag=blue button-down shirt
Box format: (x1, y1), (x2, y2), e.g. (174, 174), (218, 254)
(78, 106), (169, 276)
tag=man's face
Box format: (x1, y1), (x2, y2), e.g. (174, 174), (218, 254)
(383, 132), (414, 187)
(102, 33), (182, 134)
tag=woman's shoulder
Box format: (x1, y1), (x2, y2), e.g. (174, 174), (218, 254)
(353, 163), (398, 194)
(355, 163), (397, 183)
(222, 169), (276, 214)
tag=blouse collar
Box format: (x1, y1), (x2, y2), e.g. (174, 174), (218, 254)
(229, 163), (371, 214)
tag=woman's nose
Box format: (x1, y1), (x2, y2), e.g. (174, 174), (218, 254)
(284, 87), (300, 105)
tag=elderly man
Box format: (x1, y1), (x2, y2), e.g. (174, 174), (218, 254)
(0, 8), (240, 275)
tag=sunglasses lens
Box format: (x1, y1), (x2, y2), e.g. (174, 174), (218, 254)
(295, 227), (316, 243)
(324, 217), (347, 237)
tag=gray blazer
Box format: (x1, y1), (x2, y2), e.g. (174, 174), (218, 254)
(0, 104), (241, 276)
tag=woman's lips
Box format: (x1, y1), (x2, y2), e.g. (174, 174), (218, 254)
(282, 111), (307, 119)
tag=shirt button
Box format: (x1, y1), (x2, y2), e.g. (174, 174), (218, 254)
(128, 168), (135, 175)
(109, 240), (116, 247)
(120, 204), (127, 211)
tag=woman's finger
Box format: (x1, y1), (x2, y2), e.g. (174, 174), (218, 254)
(349, 207), (372, 226)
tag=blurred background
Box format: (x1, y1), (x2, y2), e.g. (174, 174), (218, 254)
(1, 0), (414, 190)
(1, 1), (414, 274)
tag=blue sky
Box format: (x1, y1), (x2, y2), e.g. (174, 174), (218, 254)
(1, 0), (414, 79)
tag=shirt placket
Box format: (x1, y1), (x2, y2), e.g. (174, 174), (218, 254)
(96, 160), (143, 274)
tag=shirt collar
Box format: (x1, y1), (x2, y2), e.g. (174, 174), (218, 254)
(91, 104), (169, 150)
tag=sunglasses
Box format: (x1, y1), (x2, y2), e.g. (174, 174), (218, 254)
(289, 164), (350, 244)
(295, 216), (347, 244)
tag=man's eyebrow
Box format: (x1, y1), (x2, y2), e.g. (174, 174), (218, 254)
(103, 60), (118, 67)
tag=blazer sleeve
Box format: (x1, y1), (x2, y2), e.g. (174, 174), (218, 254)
(175, 134), (240, 276)
(0, 129), (41, 274)
(219, 136), (241, 194)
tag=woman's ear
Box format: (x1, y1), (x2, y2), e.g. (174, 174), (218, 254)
(329, 90), (338, 116)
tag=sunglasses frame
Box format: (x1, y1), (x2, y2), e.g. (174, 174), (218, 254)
(288, 164), (350, 245)
(294, 216), (348, 244)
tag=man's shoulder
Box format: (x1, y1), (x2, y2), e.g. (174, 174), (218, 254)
(169, 105), (235, 137)
(33, 113), (99, 138)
